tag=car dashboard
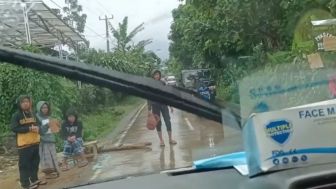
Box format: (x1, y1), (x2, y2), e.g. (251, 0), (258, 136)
(73, 163), (336, 189)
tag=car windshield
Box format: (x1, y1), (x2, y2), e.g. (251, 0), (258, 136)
(0, 0), (336, 188)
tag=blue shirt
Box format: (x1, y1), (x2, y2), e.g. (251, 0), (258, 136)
(198, 86), (210, 100)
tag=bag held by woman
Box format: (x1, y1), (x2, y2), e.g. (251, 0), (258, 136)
(147, 113), (160, 130)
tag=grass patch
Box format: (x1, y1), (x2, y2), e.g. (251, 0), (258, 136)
(82, 96), (143, 141)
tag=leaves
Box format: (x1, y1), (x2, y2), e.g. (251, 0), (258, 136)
(61, 0), (87, 33)
(80, 41), (159, 77)
(169, 0), (336, 102)
(109, 16), (148, 54)
(0, 63), (79, 135)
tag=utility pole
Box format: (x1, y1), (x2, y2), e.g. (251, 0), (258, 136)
(99, 15), (113, 52)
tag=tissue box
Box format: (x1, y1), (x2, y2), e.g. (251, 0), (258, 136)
(243, 99), (336, 177)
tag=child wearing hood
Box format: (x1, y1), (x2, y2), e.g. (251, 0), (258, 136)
(36, 101), (60, 179)
(11, 95), (47, 189)
(60, 108), (88, 171)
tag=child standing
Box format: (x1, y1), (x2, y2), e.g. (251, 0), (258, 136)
(11, 95), (47, 189)
(36, 101), (60, 179)
(60, 108), (88, 171)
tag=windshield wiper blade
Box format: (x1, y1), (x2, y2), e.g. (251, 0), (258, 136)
(0, 46), (240, 124)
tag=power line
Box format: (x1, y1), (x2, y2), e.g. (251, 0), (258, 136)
(47, 0), (105, 40)
(95, 0), (111, 15)
(70, 0), (110, 42)
(48, 0), (63, 9)
(86, 35), (107, 38)
(85, 25), (105, 39)
(99, 15), (113, 52)
(80, 0), (109, 16)
(85, 33), (106, 37)
(79, 1), (101, 18)
(49, 0), (101, 19)
(85, 34), (106, 38)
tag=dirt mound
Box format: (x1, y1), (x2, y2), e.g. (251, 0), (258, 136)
(1, 134), (18, 155)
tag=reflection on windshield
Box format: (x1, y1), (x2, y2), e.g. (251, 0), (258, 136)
(239, 64), (336, 123)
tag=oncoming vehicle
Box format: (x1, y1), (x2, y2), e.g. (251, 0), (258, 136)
(196, 79), (211, 101)
(181, 69), (216, 101)
(165, 75), (177, 86)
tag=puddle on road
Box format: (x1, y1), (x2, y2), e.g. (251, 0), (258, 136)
(87, 110), (241, 183)
(182, 112), (242, 161)
(89, 146), (193, 182)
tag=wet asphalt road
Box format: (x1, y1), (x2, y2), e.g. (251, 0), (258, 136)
(88, 107), (243, 182)
(0, 107), (243, 189)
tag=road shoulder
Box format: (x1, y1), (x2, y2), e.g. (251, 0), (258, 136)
(98, 100), (147, 147)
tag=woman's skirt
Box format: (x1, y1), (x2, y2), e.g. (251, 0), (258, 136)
(39, 142), (59, 173)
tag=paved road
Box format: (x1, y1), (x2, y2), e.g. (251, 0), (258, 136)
(0, 106), (242, 189)
(88, 107), (243, 182)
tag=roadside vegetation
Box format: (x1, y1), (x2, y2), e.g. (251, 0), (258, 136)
(168, 0), (336, 104)
(0, 15), (159, 151)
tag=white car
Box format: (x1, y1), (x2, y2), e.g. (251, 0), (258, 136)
(166, 76), (177, 86)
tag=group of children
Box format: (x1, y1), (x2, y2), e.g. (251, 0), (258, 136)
(11, 95), (88, 189)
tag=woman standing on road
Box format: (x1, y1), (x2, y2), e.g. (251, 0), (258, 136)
(148, 70), (177, 147)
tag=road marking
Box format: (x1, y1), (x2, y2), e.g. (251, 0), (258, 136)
(184, 117), (194, 131)
(90, 104), (146, 181)
(90, 154), (112, 181)
(160, 167), (195, 174)
(115, 103), (146, 146)
(209, 137), (215, 148)
(90, 169), (102, 181)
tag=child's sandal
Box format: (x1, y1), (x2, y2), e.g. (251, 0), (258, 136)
(61, 164), (69, 171)
(38, 179), (48, 185)
(30, 179), (47, 186)
(45, 172), (59, 179)
(78, 160), (88, 168)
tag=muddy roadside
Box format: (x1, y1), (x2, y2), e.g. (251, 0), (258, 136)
(0, 102), (147, 189)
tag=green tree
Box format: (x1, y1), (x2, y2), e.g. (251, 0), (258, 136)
(170, 0), (336, 68)
(63, 0), (87, 33)
(109, 16), (151, 54)
(169, 0), (336, 102)
(51, 8), (62, 18)
(80, 48), (158, 76)
(0, 45), (79, 141)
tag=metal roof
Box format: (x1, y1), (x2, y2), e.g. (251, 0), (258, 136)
(0, 0), (87, 48)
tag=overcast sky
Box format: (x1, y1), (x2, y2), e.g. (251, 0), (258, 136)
(44, 0), (181, 60)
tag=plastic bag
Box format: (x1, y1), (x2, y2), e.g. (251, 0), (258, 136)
(147, 113), (160, 130)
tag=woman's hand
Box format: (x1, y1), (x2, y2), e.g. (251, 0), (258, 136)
(67, 136), (76, 142)
(70, 136), (76, 142)
(31, 125), (39, 133)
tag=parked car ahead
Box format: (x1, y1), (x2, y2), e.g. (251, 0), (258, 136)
(166, 76), (177, 86)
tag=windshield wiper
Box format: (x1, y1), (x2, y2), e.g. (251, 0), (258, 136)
(0, 46), (240, 125)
